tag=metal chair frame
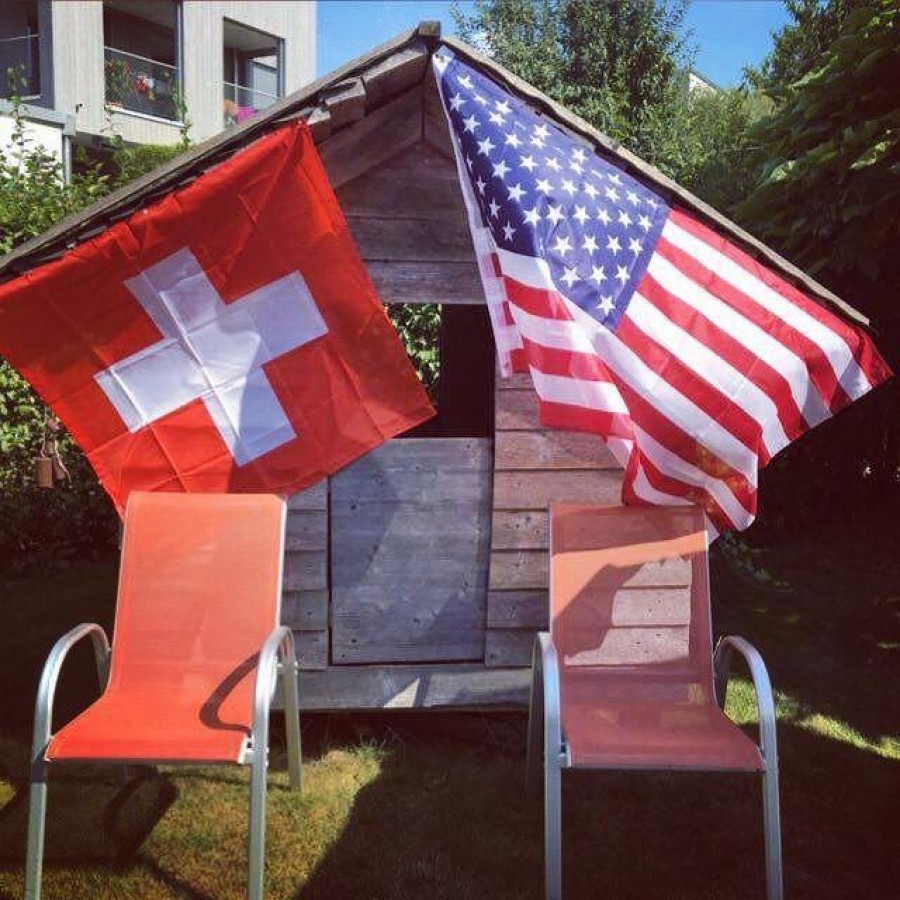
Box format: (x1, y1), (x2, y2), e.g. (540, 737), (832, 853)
(25, 622), (302, 900)
(527, 631), (783, 900)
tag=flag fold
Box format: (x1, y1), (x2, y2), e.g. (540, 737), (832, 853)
(0, 121), (434, 512)
(433, 47), (891, 531)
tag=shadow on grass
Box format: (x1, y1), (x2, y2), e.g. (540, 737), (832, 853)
(129, 850), (220, 900)
(291, 714), (900, 900)
(0, 518), (898, 898)
(0, 711), (896, 898)
(0, 765), (177, 884)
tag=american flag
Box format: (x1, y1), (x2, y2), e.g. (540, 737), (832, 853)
(433, 49), (891, 532)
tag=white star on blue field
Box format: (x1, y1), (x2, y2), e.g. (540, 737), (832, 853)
(437, 51), (670, 331)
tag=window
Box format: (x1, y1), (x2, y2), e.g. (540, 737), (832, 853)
(103, 0), (180, 121)
(398, 304), (495, 438)
(223, 19), (282, 127)
(0, 1), (40, 99)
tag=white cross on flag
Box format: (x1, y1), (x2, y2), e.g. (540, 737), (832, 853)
(94, 247), (329, 466)
(0, 122), (434, 511)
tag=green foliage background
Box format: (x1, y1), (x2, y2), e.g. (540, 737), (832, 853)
(737, 1), (900, 312)
(387, 304), (441, 402)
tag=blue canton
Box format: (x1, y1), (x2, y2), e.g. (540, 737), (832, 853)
(435, 50), (670, 331)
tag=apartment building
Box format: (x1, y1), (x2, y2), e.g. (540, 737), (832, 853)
(0, 0), (316, 162)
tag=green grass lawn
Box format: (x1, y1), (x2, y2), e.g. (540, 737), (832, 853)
(0, 519), (898, 899)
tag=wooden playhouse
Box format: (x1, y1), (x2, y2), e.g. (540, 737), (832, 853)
(0, 23), (869, 710)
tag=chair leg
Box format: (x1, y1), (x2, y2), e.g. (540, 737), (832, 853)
(526, 666), (543, 793)
(281, 662), (302, 792)
(24, 757), (48, 900)
(545, 750), (562, 900)
(248, 735), (269, 900)
(762, 766), (784, 900)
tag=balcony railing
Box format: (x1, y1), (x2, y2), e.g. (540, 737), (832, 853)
(0, 34), (40, 99)
(223, 81), (278, 127)
(104, 46), (179, 121)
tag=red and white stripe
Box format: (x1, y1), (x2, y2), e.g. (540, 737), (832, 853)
(439, 85), (890, 532)
(500, 211), (889, 531)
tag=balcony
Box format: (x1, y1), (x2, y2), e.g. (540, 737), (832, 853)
(0, 33), (40, 100)
(223, 81), (278, 127)
(104, 46), (179, 122)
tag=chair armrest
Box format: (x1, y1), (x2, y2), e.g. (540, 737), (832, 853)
(714, 635), (778, 769)
(32, 623), (111, 763)
(527, 632), (565, 788)
(534, 633), (561, 732)
(253, 626), (296, 717)
(251, 626), (299, 762)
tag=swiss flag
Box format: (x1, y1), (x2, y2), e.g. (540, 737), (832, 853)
(0, 122), (434, 512)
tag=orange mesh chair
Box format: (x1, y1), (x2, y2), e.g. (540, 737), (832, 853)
(527, 504), (782, 900)
(24, 492), (302, 900)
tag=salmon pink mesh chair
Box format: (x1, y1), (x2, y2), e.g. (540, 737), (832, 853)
(25, 492), (302, 900)
(527, 504), (782, 900)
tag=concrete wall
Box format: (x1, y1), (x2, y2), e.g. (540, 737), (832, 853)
(45, 0), (316, 146)
(49, 1), (112, 141)
(0, 111), (64, 162)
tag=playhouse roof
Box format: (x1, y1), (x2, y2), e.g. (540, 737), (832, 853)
(0, 22), (868, 328)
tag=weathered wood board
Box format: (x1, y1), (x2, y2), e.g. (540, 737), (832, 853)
(495, 430), (617, 470)
(486, 589), (547, 629)
(493, 470), (623, 509)
(282, 590), (328, 630)
(331, 117), (485, 305)
(320, 87), (423, 189)
(361, 40), (430, 109)
(331, 438), (493, 664)
(321, 77), (367, 129)
(363, 260), (484, 305)
(423, 67), (455, 159)
(485, 630), (535, 668)
(282, 480), (329, 671)
(486, 369), (625, 666)
(281, 663), (531, 710)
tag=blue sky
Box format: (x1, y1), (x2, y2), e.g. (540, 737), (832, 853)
(317, 1), (792, 88)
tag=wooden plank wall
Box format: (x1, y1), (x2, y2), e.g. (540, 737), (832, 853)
(331, 438), (492, 664)
(282, 481), (328, 670)
(286, 83), (492, 673)
(326, 88), (485, 307)
(486, 373), (624, 666)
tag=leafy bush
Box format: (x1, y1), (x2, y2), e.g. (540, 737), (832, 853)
(387, 304), (442, 401)
(671, 87), (772, 212)
(736, 1), (900, 307)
